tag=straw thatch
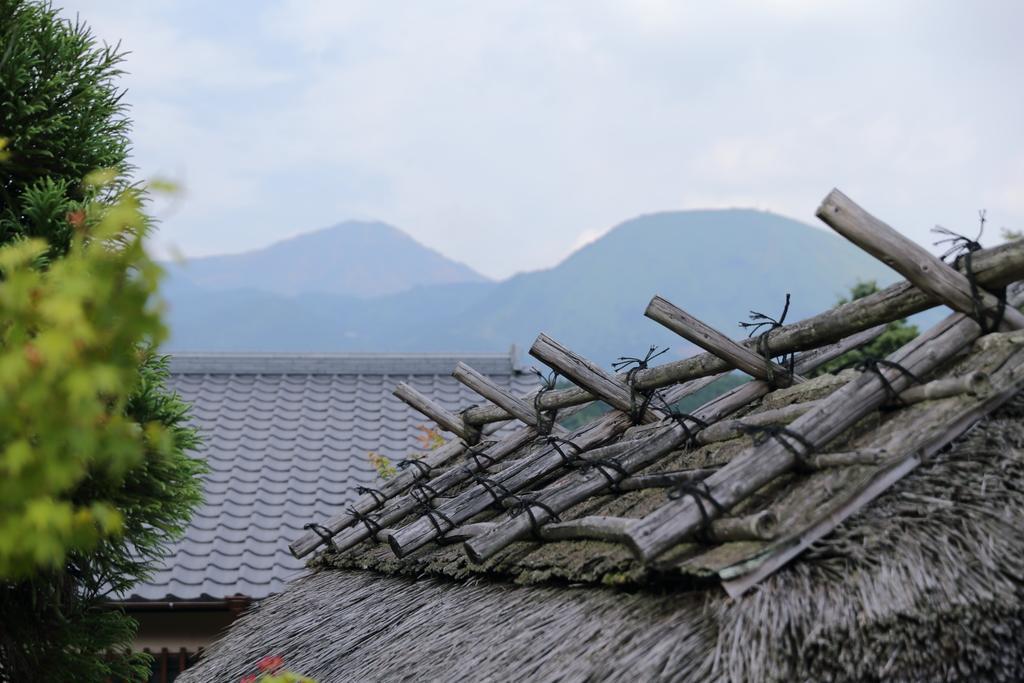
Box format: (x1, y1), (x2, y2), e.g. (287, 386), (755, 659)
(182, 394), (1024, 683)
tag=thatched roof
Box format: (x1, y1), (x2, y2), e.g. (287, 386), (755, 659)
(181, 394), (1024, 682)
(180, 195), (1024, 681)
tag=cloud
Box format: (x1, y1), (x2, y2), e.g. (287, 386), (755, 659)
(58, 0), (1024, 278)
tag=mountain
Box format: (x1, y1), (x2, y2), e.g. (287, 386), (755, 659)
(164, 220), (489, 299)
(163, 210), (902, 365)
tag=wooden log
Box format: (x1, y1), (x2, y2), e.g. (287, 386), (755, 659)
(452, 361), (566, 433)
(898, 371), (990, 402)
(439, 511), (776, 545)
(721, 339), (1024, 596)
(460, 328), (888, 562)
(694, 373), (986, 446)
(394, 382), (480, 443)
(388, 371), (725, 558)
(646, 296), (801, 385)
(697, 402), (810, 444)
(616, 468), (717, 491)
(288, 432), (492, 558)
(457, 240), (1024, 428)
(529, 334), (663, 424)
(624, 304), (1006, 561)
(807, 449), (891, 469)
(309, 424), (539, 557)
(817, 189), (1024, 330)
(707, 510), (778, 542)
(294, 395), (601, 559)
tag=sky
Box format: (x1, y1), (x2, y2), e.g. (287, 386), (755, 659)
(60, 1), (1024, 280)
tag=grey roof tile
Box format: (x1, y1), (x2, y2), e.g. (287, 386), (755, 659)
(125, 352), (536, 602)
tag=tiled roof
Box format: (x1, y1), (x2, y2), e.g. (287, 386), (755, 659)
(125, 351), (536, 602)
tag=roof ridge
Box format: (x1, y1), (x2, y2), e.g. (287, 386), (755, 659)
(168, 348), (521, 376)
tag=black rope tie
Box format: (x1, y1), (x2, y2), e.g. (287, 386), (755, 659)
(465, 443), (498, 470)
(667, 481), (724, 542)
(739, 293), (794, 384)
(303, 522), (337, 550)
(472, 474), (515, 509)
(531, 368), (560, 435)
(406, 480), (456, 538)
(506, 496), (562, 539)
(612, 345), (668, 424)
(354, 486), (387, 507)
(408, 480), (440, 504)
(570, 456), (630, 491)
(545, 435), (584, 465)
(652, 391), (708, 447)
(397, 458), (432, 478)
(933, 213), (1006, 334)
(740, 424), (817, 470)
(346, 506), (383, 541)
(842, 357), (924, 407)
(415, 497), (457, 538)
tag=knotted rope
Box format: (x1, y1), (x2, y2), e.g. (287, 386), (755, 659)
(667, 480), (724, 542)
(740, 423), (817, 470)
(840, 356), (924, 407)
(531, 368), (560, 435)
(739, 293), (794, 384)
(354, 485), (387, 507)
(612, 345), (668, 424)
(932, 211), (1006, 333)
(302, 522), (337, 550)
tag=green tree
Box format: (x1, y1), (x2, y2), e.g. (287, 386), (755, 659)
(0, 2), (203, 680)
(813, 280), (919, 376)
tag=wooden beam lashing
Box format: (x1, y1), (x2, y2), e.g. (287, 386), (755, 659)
(289, 433), (477, 558)
(393, 382), (480, 443)
(645, 296), (801, 385)
(624, 287), (1024, 561)
(390, 321), (884, 560)
(389, 373), (729, 558)
(817, 189), (1024, 331)
(461, 328), (888, 563)
(529, 333), (663, 424)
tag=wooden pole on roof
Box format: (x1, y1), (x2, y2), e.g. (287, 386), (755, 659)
(817, 189), (1024, 330)
(529, 334), (664, 424)
(645, 296), (803, 385)
(437, 510), (778, 545)
(624, 247), (1024, 561)
(387, 374), (716, 558)
(460, 329), (884, 563)
(295, 323), (882, 559)
(624, 312), (976, 560)
(456, 239), (1024, 427)
(393, 382), (481, 443)
(452, 361), (566, 434)
(288, 428), (495, 558)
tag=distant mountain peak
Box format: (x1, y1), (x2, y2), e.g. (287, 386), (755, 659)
(166, 219), (489, 299)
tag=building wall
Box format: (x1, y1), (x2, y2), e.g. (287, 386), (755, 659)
(132, 610), (238, 653)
